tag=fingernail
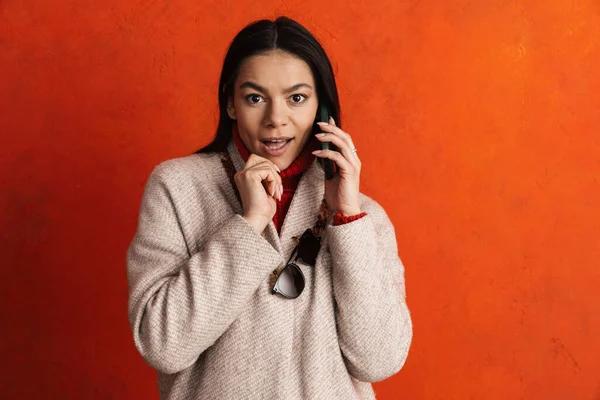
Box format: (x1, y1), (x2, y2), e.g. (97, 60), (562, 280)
(315, 133), (326, 137)
(316, 121), (327, 126)
(329, 116), (336, 125)
(312, 150), (322, 154)
(275, 165), (281, 172)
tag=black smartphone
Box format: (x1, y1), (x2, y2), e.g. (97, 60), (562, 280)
(317, 105), (337, 180)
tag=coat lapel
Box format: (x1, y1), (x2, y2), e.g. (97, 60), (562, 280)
(279, 159), (324, 244)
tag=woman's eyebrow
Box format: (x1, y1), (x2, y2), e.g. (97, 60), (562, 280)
(239, 81), (314, 93)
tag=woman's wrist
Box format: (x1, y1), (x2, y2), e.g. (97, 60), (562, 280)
(337, 206), (361, 217)
(243, 214), (269, 235)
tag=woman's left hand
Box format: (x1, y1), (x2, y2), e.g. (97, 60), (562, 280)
(313, 117), (362, 216)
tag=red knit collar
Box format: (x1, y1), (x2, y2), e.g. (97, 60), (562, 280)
(232, 123), (319, 179)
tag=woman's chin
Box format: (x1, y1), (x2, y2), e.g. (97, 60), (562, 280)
(258, 148), (297, 171)
(273, 158), (292, 171)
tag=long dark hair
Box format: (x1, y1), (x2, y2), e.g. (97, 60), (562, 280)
(195, 16), (341, 154)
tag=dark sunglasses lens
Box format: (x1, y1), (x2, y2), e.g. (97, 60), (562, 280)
(274, 263), (305, 299)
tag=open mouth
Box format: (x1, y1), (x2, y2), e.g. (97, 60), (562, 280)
(261, 139), (293, 155)
(261, 139), (292, 149)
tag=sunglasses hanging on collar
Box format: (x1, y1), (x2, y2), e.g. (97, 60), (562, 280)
(271, 212), (327, 298)
(220, 153), (330, 299)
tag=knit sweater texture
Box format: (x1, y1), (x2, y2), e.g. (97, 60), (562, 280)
(126, 137), (413, 399)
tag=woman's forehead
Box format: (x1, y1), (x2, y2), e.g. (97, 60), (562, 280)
(236, 50), (315, 91)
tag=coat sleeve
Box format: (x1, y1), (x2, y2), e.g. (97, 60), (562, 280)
(126, 166), (284, 374)
(326, 198), (413, 382)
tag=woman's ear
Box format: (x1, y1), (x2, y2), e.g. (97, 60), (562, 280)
(227, 99), (237, 120)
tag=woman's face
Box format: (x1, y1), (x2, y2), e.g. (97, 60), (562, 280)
(227, 49), (319, 171)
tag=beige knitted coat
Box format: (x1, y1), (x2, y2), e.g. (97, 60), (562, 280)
(126, 139), (413, 399)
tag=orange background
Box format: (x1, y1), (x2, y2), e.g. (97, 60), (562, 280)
(1, 1), (599, 399)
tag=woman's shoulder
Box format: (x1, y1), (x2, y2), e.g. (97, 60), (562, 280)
(149, 152), (226, 185)
(138, 153), (230, 203)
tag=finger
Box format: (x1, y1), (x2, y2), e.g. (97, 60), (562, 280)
(245, 157), (283, 199)
(246, 155), (283, 186)
(240, 165), (281, 199)
(316, 121), (355, 149)
(311, 148), (357, 176)
(256, 166), (282, 200)
(246, 154), (282, 175)
(257, 170), (278, 197)
(314, 132), (361, 165)
(262, 179), (279, 199)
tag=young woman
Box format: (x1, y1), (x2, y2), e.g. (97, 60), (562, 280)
(127, 16), (412, 400)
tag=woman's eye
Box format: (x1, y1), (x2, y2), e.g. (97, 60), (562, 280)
(290, 94), (307, 104)
(246, 94), (264, 104)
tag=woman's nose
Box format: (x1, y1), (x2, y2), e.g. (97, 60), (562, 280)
(264, 100), (288, 127)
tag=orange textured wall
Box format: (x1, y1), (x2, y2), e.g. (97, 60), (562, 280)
(1, 1), (599, 399)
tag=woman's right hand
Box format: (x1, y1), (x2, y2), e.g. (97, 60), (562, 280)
(234, 154), (283, 234)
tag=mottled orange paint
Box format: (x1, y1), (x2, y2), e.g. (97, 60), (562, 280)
(1, 1), (599, 399)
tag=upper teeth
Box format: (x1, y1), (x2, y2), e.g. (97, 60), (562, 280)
(266, 139), (285, 142)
